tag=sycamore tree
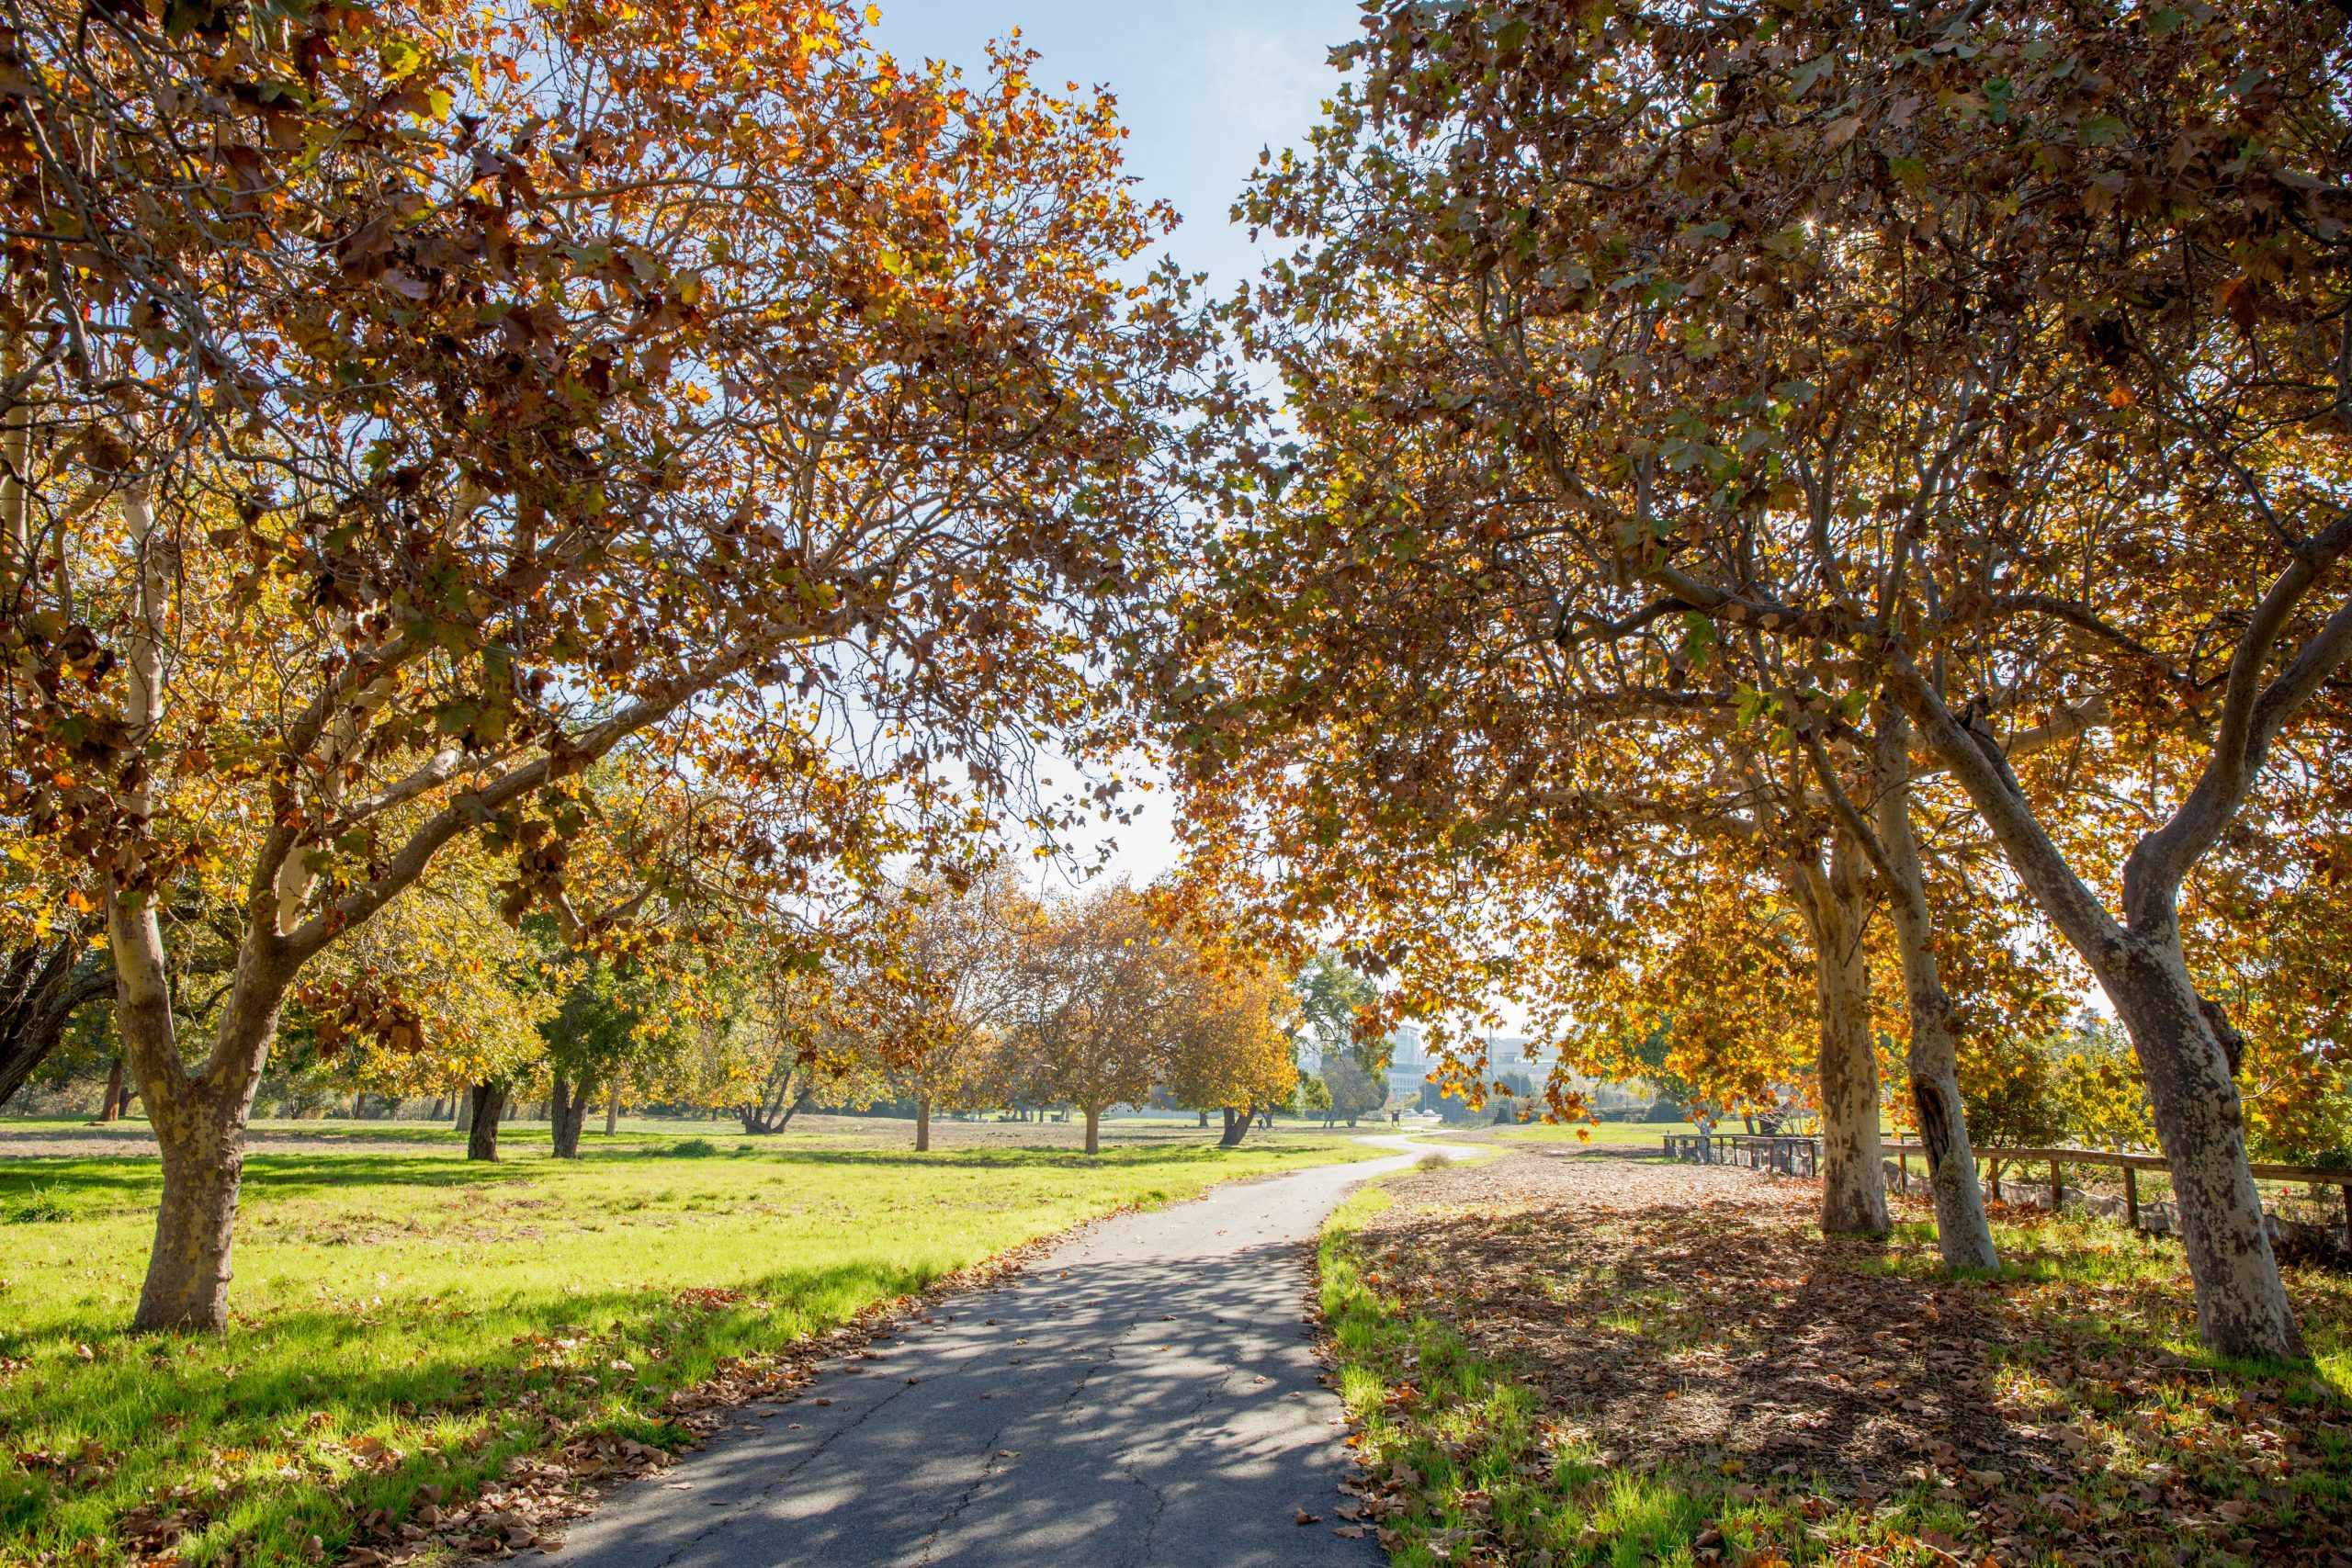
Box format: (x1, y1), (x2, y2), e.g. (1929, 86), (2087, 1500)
(1003, 882), (1187, 1154)
(862, 865), (1033, 1151)
(0, 0), (1219, 1330)
(1160, 932), (1298, 1145)
(1176, 0), (2350, 1355)
(698, 958), (887, 1135)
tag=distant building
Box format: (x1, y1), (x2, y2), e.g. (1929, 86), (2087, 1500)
(1381, 1024), (1427, 1102)
(1378, 1029), (1547, 1103)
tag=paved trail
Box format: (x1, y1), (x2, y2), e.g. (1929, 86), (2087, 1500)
(556, 1136), (1464, 1568)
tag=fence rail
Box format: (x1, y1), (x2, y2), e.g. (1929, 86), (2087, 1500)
(1660, 1134), (1819, 1178)
(1663, 1133), (2352, 1249)
(1883, 1142), (2352, 1248)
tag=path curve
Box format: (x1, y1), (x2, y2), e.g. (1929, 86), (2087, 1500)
(552, 1134), (1475, 1568)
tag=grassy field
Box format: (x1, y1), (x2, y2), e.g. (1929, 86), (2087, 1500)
(0, 1122), (1379, 1568)
(1317, 1148), (2352, 1568)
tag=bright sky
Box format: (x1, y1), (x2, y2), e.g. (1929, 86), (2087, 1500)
(868, 0), (1367, 888)
(871, 0), (1363, 301)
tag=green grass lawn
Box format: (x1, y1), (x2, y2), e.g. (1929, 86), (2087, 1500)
(0, 1127), (1378, 1568)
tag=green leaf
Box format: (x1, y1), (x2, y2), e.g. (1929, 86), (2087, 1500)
(378, 38), (424, 81)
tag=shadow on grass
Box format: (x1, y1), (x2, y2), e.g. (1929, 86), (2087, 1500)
(1323, 1160), (2352, 1568)
(0, 1142), (1307, 1224)
(673, 1143), (1296, 1173)
(0, 1156), (533, 1210)
(0, 1255), (940, 1562)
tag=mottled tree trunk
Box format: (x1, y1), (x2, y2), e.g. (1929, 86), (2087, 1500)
(139, 1122), (246, 1331)
(467, 1083), (506, 1162)
(113, 892), (292, 1333)
(1082, 1104), (1102, 1156)
(916, 1094), (932, 1153)
(2107, 939), (2302, 1356)
(1792, 831), (1890, 1237)
(1873, 716), (1998, 1271)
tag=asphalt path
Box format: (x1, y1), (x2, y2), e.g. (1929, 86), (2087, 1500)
(554, 1134), (1471, 1568)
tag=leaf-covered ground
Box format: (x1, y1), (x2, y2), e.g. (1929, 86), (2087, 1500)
(1317, 1148), (2352, 1568)
(0, 1128), (1374, 1568)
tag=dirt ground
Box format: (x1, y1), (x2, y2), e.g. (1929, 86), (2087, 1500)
(1345, 1146), (2352, 1567)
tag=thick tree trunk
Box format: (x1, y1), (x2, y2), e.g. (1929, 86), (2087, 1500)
(1082, 1105), (1102, 1156)
(112, 895), (292, 1334)
(1873, 719), (1998, 1271)
(1218, 1106), (1250, 1147)
(467, 1082), (506, 1162)
(1793, 832), (1890, 1237)
(100, 1056), (126, 1121)
(1893, 675), (2309, 1357)
(550, 1074), (590, 1159)
(2107, 941), (2302, 1356)
(916, 1095), (931, 1153)
(139, 1118), (246, 1331)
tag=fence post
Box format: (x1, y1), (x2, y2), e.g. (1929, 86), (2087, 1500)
(2125, 1165), (2139, 1230)
(2051, 1160), (2064, 1214)
(2342, 1184), (2350, 1256)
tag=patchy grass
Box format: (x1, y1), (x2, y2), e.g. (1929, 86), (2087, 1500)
(0, 1131), (1376, 1568)
(1316, 1149), (2352, 1568)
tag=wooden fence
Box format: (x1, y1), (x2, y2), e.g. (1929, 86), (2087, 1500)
(1660, 1133), (1820, 1178)
(1885, 1142), (2352, 1250)
(1664, 1134), (2352, 1249)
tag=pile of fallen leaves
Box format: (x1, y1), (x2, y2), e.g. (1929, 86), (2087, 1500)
(1317, 1149), (2352, 1568)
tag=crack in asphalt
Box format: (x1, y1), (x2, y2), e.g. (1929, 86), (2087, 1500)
(1128, 1358), (1241, 1566)
(913, 1371), (1027, 1568)
(643, 1372), (923, 1568)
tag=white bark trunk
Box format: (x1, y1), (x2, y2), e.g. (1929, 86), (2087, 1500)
(2107, 937), (2302, 1356)
(1891, 672), (2306, 1357)
(1794, 832), (1889, 1236)
(1873, 716), (1998, 1271)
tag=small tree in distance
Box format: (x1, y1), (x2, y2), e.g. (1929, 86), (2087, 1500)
(1006, 884), (1171, 1155)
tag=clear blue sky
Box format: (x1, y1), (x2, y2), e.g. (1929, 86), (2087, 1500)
(867, 0), (1365, 300)
(863, 2), (1367, 888)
